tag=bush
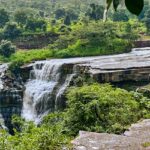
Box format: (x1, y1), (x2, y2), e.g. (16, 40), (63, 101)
(3, 22), (21, 39)
(0, 115), (72, 150)
(50, 21), (138, 58)
(63, 83), (150, 135)
(0, 40), (16, 57)
(25, 18), (47, 32)
(0, 8), (9, 28)
(112, 10), (129, 22)
(10, 49), (53, 64)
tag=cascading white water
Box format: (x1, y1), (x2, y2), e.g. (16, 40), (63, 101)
(22, 60), (76, 123)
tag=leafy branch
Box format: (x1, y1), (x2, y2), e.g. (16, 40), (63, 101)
(103, 0), (144, 21)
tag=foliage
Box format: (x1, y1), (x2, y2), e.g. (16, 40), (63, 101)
(145, 9), (150, 33)
(55, 8), (66, 19)
(63, 83), (150, 135)
(10, 49), (53, 64)
(52, 21), (137, 57)
(14, 9), (28, 27)
(25, 18), (47, 32)
(0, 9), (9, 28)
(0, 83), (149, 149)
(142, 142), (150, 148)
(3, 22), (21, 39)
(64, 15), (71, 25)
(106, 0), (144, 16)
(0, 40), (16, 57)
(0, 115), (72, 150)
(112, 10), (129, 22)
(85, 4), (104, 20)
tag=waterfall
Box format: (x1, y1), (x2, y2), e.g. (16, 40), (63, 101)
(22, 60), (76, 123)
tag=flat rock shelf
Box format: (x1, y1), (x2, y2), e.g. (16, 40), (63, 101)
(72, 119), (150, 150)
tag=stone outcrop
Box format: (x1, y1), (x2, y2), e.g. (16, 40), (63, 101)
(0, 64), (24, 133)
(72, 119), (150, 150)
(76, 47), (150, 83)
(134, 40), (150, 48)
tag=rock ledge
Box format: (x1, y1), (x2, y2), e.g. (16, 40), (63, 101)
(72, 119), (150, 150)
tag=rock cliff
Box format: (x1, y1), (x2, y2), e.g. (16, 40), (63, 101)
(0, 63), (24, 133)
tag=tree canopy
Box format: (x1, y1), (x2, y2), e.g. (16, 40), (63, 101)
(104, 0), (144, 21)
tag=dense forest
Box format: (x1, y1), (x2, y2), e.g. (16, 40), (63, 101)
(0, 0), (150, 149)
(0, 0), (149, 63)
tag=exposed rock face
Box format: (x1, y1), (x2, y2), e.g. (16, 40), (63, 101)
(135, 40), (150, 48)
(72, 120), (150, 150)
(0, 64), (24, 132)
(77, 47), (150, 83)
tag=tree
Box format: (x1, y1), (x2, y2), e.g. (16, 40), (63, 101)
(66, 9), (78, 21)
(138, 1), (149, 20)
(14, 10), (28, 27)
(0, 40), (16, 57)
(55, 8), (66, 19)
(86, 4), (104, 20)
(3, 22), (21, 39)
(145, 9), (150, 33)
(112, 10), (129, 22)
(0, 9), (9, 28)
(104, 0), (144, 21)
(25, 18), (47, 32)
(64, 15), (71, 25)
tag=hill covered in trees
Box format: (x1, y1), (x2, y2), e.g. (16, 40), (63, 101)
(0, 0), (149, 64)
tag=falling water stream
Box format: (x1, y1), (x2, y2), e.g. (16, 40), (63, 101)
(22, 59), (78, 123)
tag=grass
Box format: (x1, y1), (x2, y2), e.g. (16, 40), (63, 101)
(142, 142), (150, 148)
(140, 35), (150, 40)
(0, 38), (131, 65)
(9, 49), (53, 63)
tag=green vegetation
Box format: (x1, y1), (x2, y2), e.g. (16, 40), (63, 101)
(52, 21), (138, 58)
(0, 0), (149, 149)
(0, 83), (149, 149)
(63, 84), (150, 135)
(142, 142), (150, 147)
(0, 115), (72, 150)
(10, 49), (53, 63)
(0, 0), (148, 63)
(0, 40), (16, 57)
(0, 20), (141, 64)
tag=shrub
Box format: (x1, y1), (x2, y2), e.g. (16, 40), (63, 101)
(3, 22), (21, 39)
(25, 18), (47, 32)
(0, 8), (9, 28)
(50, 21), (138, 58)
(63, 83), (150, 135)
(0, 115), (72, 150)
(112, 10), (129, 22)
(0, 40), (16, 57)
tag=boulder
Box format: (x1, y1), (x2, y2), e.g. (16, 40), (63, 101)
(72, 119), (150, 150)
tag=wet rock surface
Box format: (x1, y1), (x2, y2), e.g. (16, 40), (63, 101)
(0, 64), (24, 132)
(72, 120), (150, 150)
